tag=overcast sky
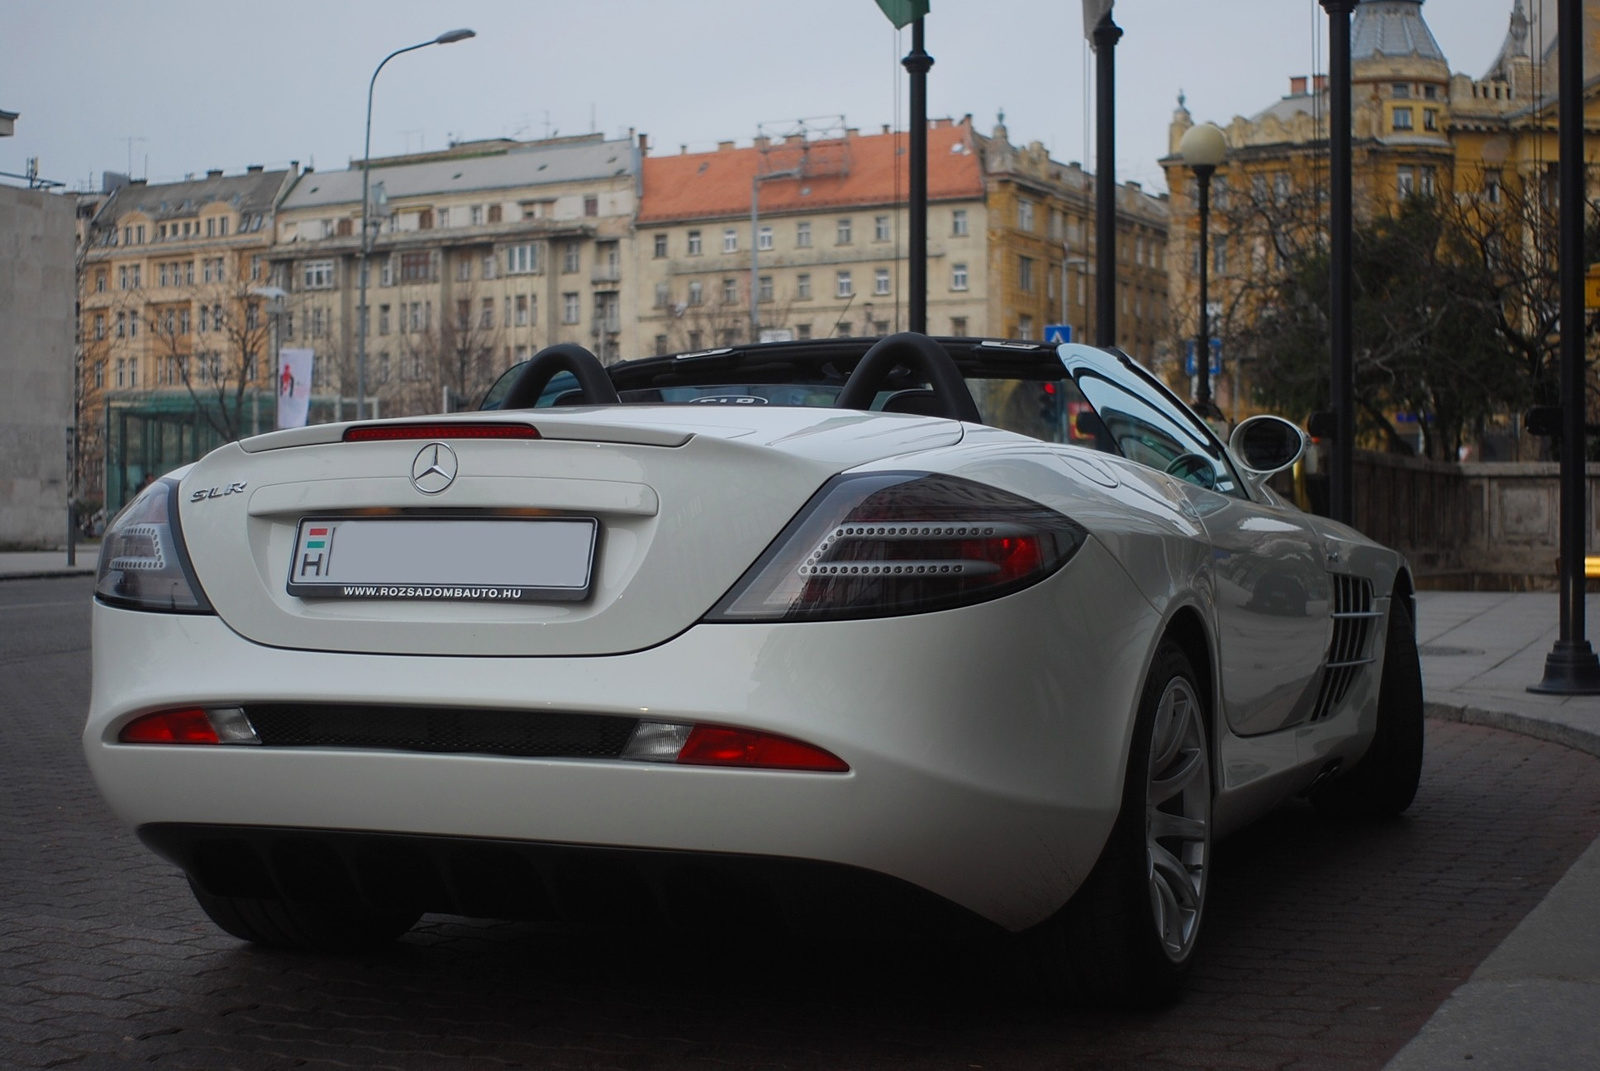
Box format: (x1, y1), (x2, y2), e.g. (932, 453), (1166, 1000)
(3, 1), (1513, 198)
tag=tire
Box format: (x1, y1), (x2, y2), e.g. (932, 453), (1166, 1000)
(1031, 640), (1212, 1008)
(187, 877), (420, 952)
(1311, 599), (1424, 819)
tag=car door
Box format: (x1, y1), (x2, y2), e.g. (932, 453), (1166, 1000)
(1062, 348), (1332, 736)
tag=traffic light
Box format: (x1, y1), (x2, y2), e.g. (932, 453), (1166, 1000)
(1036, 381), (1062, 427)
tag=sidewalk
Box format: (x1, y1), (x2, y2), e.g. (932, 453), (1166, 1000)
(0, 546), (98, 580)
(1388, 591), (1600, 1071)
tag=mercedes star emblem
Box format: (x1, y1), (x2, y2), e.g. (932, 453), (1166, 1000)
(410, 443), (458, 495)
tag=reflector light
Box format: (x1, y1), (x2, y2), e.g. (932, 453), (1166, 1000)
(120, 709), (221, 745)
(676, 725), (849, 772)
(343, 423), (541, 442)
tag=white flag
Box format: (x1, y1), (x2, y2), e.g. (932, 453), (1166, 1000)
(1083, 0), (1113, 37)
(277, 348), (314, 429)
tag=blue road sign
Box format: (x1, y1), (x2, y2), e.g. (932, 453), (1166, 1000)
(1045, 324), (1072, 345)
(1184, 339), (1223, 376)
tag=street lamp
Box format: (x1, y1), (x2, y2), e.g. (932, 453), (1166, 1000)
(1179, 122), (1226, 418)
(355, 28), (475, 421)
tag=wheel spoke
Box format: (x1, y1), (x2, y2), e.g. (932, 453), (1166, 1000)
(1148, 840), (1200, 908)
(1149, 809), (1207, 842)
(1149, 748), (1205, 805)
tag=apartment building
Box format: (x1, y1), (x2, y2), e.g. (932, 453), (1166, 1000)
(976, 119), (1169, 362)
(636, 119), (989, 352)
(78, 166), (294, 508)
(270, 133), (641, 414)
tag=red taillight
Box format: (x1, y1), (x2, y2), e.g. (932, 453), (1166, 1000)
(676, 725), (849, 772)
(707, 472), (1086, 622)
(119, 709), (220, 745)
(343, 423), (541, 442)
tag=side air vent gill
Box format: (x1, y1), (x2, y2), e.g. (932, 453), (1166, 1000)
(1310, 575), (1379, 721)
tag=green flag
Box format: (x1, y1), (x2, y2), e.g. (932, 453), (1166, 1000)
(875, 0), (929, 29)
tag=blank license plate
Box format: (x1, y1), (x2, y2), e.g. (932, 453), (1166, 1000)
(287, 517), (597, 601)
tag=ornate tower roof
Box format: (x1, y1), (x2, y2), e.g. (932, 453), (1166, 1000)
(1352, 0), (1447, 69)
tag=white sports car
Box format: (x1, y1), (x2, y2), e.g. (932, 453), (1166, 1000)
(85, 334), (1422, 1005)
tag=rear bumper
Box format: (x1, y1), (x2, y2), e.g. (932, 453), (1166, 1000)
(86, 540), (1158, 931)
(140, 824), (998, 940)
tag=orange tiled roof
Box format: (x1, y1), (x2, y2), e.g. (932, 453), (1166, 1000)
(639, 121), (982, 224)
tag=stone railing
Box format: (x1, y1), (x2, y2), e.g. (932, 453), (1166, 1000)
(1347, 451), (1600, 590)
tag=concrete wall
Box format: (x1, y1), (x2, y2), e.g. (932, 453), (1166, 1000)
(0, 185), (75, 547)
(1353, 451), (1600, 589)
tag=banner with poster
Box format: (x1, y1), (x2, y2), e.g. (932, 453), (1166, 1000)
(276, 348), (314, 429)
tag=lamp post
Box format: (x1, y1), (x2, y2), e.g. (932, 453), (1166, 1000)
(1179, 122), (1226, 417)
(355, 28), (475, 422)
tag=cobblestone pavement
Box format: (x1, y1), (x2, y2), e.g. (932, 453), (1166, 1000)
(6, 577), (1600, 1071)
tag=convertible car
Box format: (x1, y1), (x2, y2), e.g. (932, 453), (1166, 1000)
(85, 334), (1422, 1006)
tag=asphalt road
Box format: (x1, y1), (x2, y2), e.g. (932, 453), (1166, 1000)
(5, 576), (1600, 1071)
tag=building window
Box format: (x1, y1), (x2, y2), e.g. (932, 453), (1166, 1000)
(722, 277), (738, 304)
(688, 280), (703, 306)
(378, 304), (390, 335)
(1485, 169), (1503, 204)
(950, 316), (967, 335)
(655, 334), (669, 356)
(874, 268), (891, 296)
(796, 221), (811, 247)
(95, 271), (106, 293)
(836, 218), (852, 245)
(687, 230), (702, 255)
(470, 204), (484, 225)
(1397, 166), (1416, 199)
(310, 307), (326, 338)
(115, 312), (126, 338)
(654, 282), (670, 308)
(1420, 166), (1437, 197)
(480, 297), (494, 329)
(688, 330), (703, 349)
(93, 313), (105, 340)
(562, 242), (581, 273)
(654, 233), (668, 257)
(1393, 107), (1413, 131)
(952, 208), (969, 237)
(584, 195), (599, 217)
(758, 225), (773, 250)
(515, 294), (530, 325)
(874, 215), (890, 242)
(835, 321), (852, 338)
(1274, 172), (1292, 198)
(1018, 255), (1034, 292)
(1393, 83), (1411, 98)
(796, 273), (811, 300)
(506, 244), (539, 275)
(1423, 108), (1439, 131)
(1017, 200), (1035, 231)
(1213, 236), (1228, 275)
(298, 259), (334, 290)
(836, 270), (853, 298)
(951, 262), (968, 291)
(795, 323), (811, 340)
(723, 228), (738, 253)
(562, 292), (580, 324)
(758, 275), (773, 303)
(1018, 315), (1033, 340)
(400, 252), (431, 282)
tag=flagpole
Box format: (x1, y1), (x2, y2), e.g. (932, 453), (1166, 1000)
(904, 16), (932, 334)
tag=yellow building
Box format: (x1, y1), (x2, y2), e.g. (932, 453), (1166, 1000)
(78, 167), (293, 508)
(1159, 0), (1600, 431)
(977, 118), (1169, 362)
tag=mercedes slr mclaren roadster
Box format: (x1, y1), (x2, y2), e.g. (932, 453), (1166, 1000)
(86, 334), (1423, 1005)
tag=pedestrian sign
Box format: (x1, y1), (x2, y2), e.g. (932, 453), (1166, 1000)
(1045, 324), (1072, 345)
(1184, 339), (1222, 376)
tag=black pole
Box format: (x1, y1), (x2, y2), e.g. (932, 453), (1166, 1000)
(1092, 13), (1121, 347)
(1531, 0), (1600, 693)
(1321, 0), (1355, 527)
(903, 18), (932, 335)
(1194, 165), (1214, 415)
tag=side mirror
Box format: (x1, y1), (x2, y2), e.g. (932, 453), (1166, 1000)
(1229, 415), (1307, 476)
